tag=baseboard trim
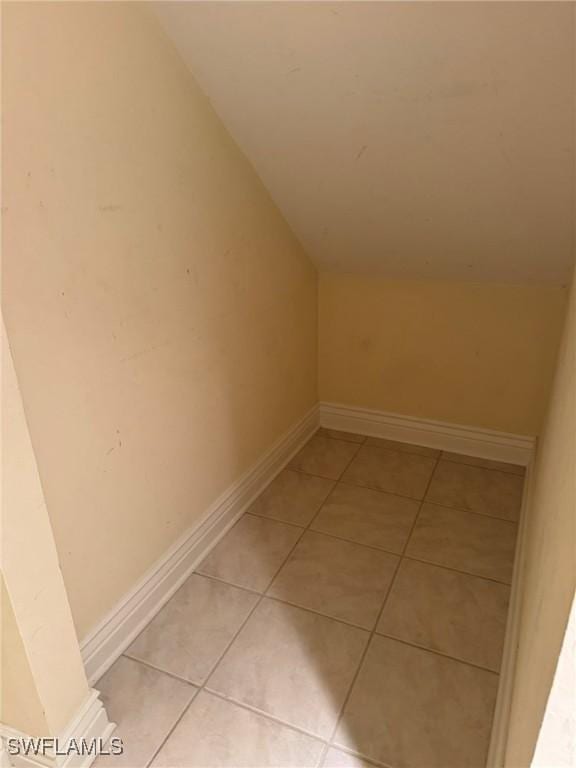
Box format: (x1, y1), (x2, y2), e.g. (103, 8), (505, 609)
(320, 402), (535, 466)
(486, 455), (534, 767)
(0, 690), (115, 768)
(80, 405), (319, 685)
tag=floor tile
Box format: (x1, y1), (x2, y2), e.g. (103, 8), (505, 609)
(317, 428), (366, 444)
(322, 747), (377, 767)
(342, 446), (436, 499)
(196, 514), (301, 592)
(126, 574), (258, 684)
(151, 691), (324, 768)
(268, 531), (398, 629)
(442, 451), (525, 476)
(289, 436), (361, 480)
(311, 483), (419, 554)
(365, 437), (440, 458)
(95, 657), (196, 768)
(406, 503), (517, 583)
(334, 636), (498, 768)
(207, 598), (368, 739)
(247, 469), (334, 527)
(377, 559), (510, 670)
(426, 460), (524, 521)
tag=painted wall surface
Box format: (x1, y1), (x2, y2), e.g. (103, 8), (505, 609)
(319, 273), (567, 436)
(1, 326), (90, 736)
(2, 2), (317, 641)
(504, 270), (575, 766)
(532, 597), (576, 767)
(156, 1), (575, 284)
(1, 580), (49, 737)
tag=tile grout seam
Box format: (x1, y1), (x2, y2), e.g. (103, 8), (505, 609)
(143, 439), (366, 766)
(239, 513), (514, 586)
(316, 451), (443, 767)
(288, 467), (520, 524)
(135, 435), (517, 766)
(318, 432), (525, 477)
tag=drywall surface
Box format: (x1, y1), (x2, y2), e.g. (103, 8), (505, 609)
(1, 325), (90, 735)
(531, 596), (575, 767)
(1, 579), (49, 737)
(156, 1), (575, 283)
(319, 273), (567, 436)
(2, 2), (317, 640)
(504, 270), (575, 766)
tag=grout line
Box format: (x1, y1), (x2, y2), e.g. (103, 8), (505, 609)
(439, 452), (526, 477)
(302, 442), (367, 534)
(318, 452), (442, 766)
(246, 478), (337, 530)
(203, 688), (329, 745)
(353, 442), (439, 461)
(189, 570), (263, 596)
(145, 438), (374, 767)
(306, 479), (353, 532)
(140, 444), (512, 765)
(401, 554), (513, 586)
(372, 631), (500, 675)
(121, 653), (201, 687)
(315, 433), (526, 477)
(243, 510), (316, 531)
(338, 440), (365, 475)
(124, 596), (500, 687)
(195, 525), (512, 591)
(290, 468), (521, 525)
(243, 510), (308, 529)
(306, 526), (409, 557)
(142, 548), (293, 766)
(142, 602), (259, 767)
(145, 456), (346, 767)
(289, 466), (423, 503)
(323, 743), (397, 768)
(263, 594), (374, 633)
(335, 477), (425, 503)
(143, 684), (200, 768)
(205, 504), (514, 586)
(292, 524), (513, 587)
(420, 499), (520, 525)
(135, 438), (519, 766)
(362, 443), (441, 461)
(289, 438), (362, 486)
(317, 428), (368, 446)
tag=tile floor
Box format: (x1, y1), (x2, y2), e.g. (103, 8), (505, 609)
(96, 428), (524, 768)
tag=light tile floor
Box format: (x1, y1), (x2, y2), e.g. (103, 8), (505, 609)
(96, 429), (523, 768)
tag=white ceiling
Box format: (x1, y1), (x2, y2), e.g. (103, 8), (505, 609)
(155, 2), (575, 284)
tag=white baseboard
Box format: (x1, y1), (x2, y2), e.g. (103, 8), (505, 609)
(486, 456), (534, 767)
(0, 690), (115, 768)
(80, 405), (319, 685)
(320, 402), (535, 466)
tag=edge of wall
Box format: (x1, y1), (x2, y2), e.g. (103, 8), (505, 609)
(320, 402), (535, 466)
(80, 404), (320, 685)
(486, 453), (535, 768)
(0, 689), (115, 768)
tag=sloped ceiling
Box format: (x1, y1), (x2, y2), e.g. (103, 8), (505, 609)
(155, 2), (575, 284)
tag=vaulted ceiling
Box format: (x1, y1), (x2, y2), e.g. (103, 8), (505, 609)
(155, 2), (575, 284)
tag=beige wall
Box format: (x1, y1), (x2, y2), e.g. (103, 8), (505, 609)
(532, 596), (576, 766)
(2, 2), (317, 641)
(504, 270), (575, 766)
(319, 273), (567, 436)
(1, 325), (91, 736)
(1, 579), (49, 737)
